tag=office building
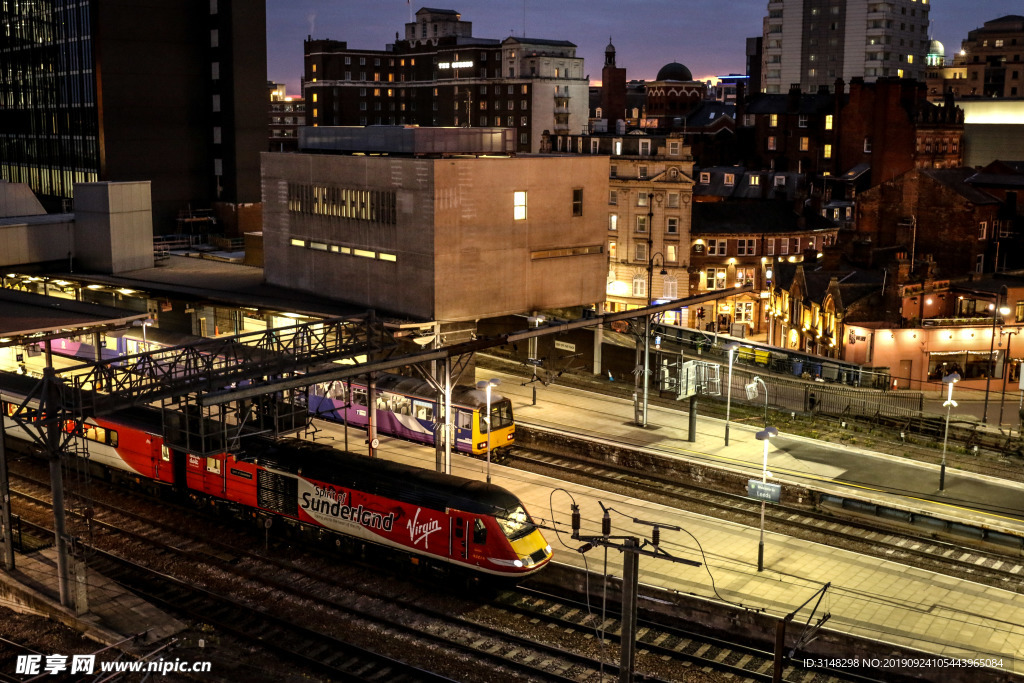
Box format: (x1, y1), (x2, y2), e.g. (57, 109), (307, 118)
(761, 0), (929, 94)
(303, 7), (588, 154)
(0, 0), (266, 231)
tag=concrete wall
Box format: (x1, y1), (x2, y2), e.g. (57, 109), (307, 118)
(0, 217), (74, 268)
(74, 182), (154, 273)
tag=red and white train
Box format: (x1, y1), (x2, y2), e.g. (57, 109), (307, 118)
(1, 381), (552, 579)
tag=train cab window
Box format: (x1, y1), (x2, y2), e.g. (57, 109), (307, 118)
(352, 388), (368, 407)
(495, 504), (535, 541)
(473, 518), (487, 544)
(161, 445), (171, 462)
(413, 400), (433, 421)
(455, 410), (472, 430)
(206, 457), (221, 475)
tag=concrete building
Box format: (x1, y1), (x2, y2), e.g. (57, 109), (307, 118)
(303, 7), (588, 154)
(961, 15), (1024, 98)
(261, 128), (608, 322)
(0, 0), (266, 232)
(0, 180), (154, 274)
(760, 0), (929, 94)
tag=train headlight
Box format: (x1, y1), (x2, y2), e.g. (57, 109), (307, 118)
(545, 545), (552, 554)
(513, 559), (523, 568)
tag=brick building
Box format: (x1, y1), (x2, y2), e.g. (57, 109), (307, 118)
(855, 168), (1001, 278)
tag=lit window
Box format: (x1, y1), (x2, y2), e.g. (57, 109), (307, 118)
(609, 214), (618, 231)
(699, 172), (710, 183)
(769, 114), (778, 127)
(800, 137), (809, 151)
(768, 136), (777, 151)
(724, 173), (735, 186)
(634, 243), (647, 263)
(608, 241), (617, 259)
(825, 114), (833, 130)
(824, 144), (832, 159)
(514, 191), (527, 220)
(749, 175), (760, 186)
(636, 216), (648, 233)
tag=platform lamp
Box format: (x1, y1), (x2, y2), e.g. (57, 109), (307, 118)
(724, 342), (740, 446)
(939, 371), (961, 492)
(639, 252), (668, 428)
(982, 285), (1011, 423)
(755, 426), (778, 572)
(476, 378), (500, 484)
(132, 318), (154, 349)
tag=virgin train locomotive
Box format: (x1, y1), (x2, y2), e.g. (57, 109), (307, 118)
(1, 384), (552, 580)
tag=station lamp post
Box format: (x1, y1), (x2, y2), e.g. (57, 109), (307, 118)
(476, 378), (500, 484)
(939, 371), (960, 492)
(724, 343), (740, 446)
(639, 251), (667, 428)
(983, 285), (1011, 423)
(999, 329), (1020, 430)
(755, 426), (778, 572)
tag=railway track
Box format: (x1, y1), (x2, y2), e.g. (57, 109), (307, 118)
(8, 462), (862, 682)
(504, 446), (1024, 592)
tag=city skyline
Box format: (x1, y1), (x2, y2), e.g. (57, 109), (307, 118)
(267, 0), (1023, 94)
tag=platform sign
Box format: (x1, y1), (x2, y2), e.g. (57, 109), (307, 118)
(679, 360), (697, 399)
(747, 479), (781, 503)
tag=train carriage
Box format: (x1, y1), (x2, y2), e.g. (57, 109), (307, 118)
(309, 374), (515, 456)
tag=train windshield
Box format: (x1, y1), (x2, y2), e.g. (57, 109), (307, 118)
(494, 504), (536, 541)
(481, 400), (514, 433)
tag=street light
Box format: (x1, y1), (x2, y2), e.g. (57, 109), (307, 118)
(724, 342), (740, 446)
(755, 425), (778, 572)
(638, 252), (669, 428)
(983, 285), (1011, 423)
(749, 375), (768, 427)
(476, 378), (500, 484)
(999, 328), (1020, 430)
(132, 318), (154, 349)
(939, 371), (960, 492)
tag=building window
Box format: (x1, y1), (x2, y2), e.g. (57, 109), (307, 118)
(610, 165), (618, 178)
(667, 192), (680, 208)
(737, 239), (755, 256)
(774, 175), (786, 187)
(637, 193), (649, 207)
(634, 243), (648, 263)
(212, 94), (221, 112)
(514, 191), (527, 220)
(609, 214), (618, 231)
(825, 114), (833, 130)
(976, 254), (984, 273)
(979, 221), (988, 240)
(632, 274), (647, 298)
(724, 173), (735, 186)
(591, 139), (600, 154)
(667, 245), (678, 262)
(736, 267), (756, 285)
(699, 172), (710, 183)
(706, 268), (727, 289)
(768, 136), (777, 151)
(798, 114), (809, 128)
(767, 240), (775, 255)
(800, 137), (809, 151)
(707, 238), (726, 255)
(863, 137), (873, 153)
(608, 241), (617, 259)
(636, 216), (648, 233)
(749, 175), (760, 186)
(572, 189), (583, 216)
(639, 140), (651, 156)
(667, 217), (679, 234)
(663, 276), (678, 298)
(791, 238), (800, 253)
(824, 144), (833, 159)
(769, 114), (779, 127)
(780, 240), (789, 255)
(609, 190), (617, 205)
(669, 141), (681, 155)
(210, 29), (219, 48)
(639, 165), (649, 179)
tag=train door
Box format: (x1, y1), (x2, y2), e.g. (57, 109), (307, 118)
(171, 446), (188, 490)
(450, 512), (471, 562)
(153, 440), (167, 482)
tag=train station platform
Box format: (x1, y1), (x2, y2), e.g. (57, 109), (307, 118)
(321, 367), (1024, 679)
(0, 547), (185, 647)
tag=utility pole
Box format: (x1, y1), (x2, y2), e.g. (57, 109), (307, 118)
(571, 501), (701, 682)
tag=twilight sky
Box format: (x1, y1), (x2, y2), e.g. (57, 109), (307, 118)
(267, 1), (1022, 95)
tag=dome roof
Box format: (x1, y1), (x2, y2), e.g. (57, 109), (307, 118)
(928, 39), (945, 56)
(656, 62), (693, 82)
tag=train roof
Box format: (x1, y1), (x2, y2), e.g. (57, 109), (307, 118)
(359, 373), (509, 408)
(243, 437), (524, 516)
